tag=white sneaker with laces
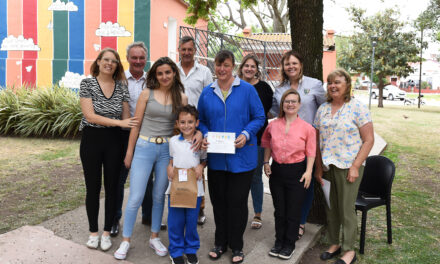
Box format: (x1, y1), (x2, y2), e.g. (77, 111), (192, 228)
(149, 237), (168, 256)
(86, 235), (99, 249)
(114, 241), (130, 260)
(100, 235), (112, 251)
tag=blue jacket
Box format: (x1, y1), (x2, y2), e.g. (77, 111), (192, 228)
(198, 77), (265, 173)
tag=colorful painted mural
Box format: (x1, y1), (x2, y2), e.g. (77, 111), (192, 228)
(0, 0), (153, 88)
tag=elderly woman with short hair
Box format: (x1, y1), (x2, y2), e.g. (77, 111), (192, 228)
(314, 68), (374, 264)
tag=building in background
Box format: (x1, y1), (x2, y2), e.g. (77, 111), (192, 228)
(0, 0), (207, 89)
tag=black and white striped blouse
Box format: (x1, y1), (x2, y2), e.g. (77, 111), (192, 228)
(79, 77), (130, 130)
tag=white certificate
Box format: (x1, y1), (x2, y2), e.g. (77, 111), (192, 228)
(322, 179), (331, 209)
(207, 132), (236, 154)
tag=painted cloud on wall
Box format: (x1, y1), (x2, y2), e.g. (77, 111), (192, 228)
(59, 71), (91, 89)
(0, 35), (41, 51)
(96, 22), (131, 37)
(48, 0), (78, 11)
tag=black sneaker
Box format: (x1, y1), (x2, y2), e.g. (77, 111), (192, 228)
(268, 241), (283, 257)
(186, 253), (199, 264)
(278, 246), (295, 260)
(170, 255), (185, 264)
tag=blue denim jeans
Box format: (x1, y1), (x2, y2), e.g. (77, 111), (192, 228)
(250, 146), (264, 214)
(122, 138), (170, 237)
(114, 130), (154, 223)
(300, 170), (315, 225)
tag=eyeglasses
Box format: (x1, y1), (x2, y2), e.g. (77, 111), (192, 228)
(283, 100), (299, 105)
(101, 58), (119, 64)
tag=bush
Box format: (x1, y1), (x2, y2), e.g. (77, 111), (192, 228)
(0, 88), (29, 134)
(0, 86), (81, 137)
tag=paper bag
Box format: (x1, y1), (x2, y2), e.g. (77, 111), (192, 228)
(170, 167), (198, 208)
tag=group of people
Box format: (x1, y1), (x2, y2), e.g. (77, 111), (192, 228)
(79, 36), (374, 264)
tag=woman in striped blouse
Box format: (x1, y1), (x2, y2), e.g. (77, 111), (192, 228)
(79, 48), (138, 251)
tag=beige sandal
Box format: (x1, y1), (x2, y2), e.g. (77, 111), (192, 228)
(251, 216), (262, 229)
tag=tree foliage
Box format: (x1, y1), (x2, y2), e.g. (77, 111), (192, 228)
(185, 0), (288, 33)
(338, 7), (419, 107)
(417, 0), (440, 30)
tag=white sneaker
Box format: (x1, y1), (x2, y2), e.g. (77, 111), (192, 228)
(149, 237), (168, 256)
(86, 235), (99, 249)
(100, 235), (112, 251)
(114, 241), (130, 260)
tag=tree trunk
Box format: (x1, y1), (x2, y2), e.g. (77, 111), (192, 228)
(288, 0), (326, 225)
(273, 18), (286, 33)
(288, 0), (323, 81)
(378, 76), (384, 108)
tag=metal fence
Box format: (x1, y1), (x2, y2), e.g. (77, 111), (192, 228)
(179, 26), (292, 89)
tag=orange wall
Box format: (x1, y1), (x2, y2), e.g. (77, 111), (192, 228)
(323, 50), (336, 81)
(150, 0), (208, 62)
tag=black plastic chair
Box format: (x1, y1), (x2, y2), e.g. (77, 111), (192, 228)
(355, 155), (395, 254)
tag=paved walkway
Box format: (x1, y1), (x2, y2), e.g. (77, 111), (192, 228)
(0, 187), (322, 264)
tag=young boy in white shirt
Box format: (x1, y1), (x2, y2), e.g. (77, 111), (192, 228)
(166, 105), (206, 264)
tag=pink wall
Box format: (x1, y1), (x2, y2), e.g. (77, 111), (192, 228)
(323, 50), (336, 81)
(150, 0), (208, 62)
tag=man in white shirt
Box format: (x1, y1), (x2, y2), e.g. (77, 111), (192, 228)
(112, 41), (158, 236)
(177, 36), (213, 225)
(177, 36), (213, 107)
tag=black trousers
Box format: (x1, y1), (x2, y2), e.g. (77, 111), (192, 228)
(114, 130), (153, 223)
(80, 126), (122, 232)
(269, 160), (307, 248)
(207, 169), (254, 251)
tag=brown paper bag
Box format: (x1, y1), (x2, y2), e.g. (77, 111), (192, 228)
(170, 167), (198, 208)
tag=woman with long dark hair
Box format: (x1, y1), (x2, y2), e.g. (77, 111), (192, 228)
(79, 48), (138, 251)
(114, 57), (188, 260)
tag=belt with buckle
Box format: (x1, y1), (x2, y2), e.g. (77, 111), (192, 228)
(139, 135), (170, 144)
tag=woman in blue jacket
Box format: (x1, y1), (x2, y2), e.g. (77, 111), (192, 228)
(198, 50), (265, 264)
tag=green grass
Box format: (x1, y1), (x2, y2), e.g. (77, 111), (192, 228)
(0, 137), (84, 234)
(345, 105), (440, 264)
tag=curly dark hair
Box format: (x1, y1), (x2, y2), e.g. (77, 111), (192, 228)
(145, 57), (185, 113)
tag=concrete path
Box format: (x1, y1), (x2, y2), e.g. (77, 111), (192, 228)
(0, 225), (132, 264)
(37, 188), (322, 264)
